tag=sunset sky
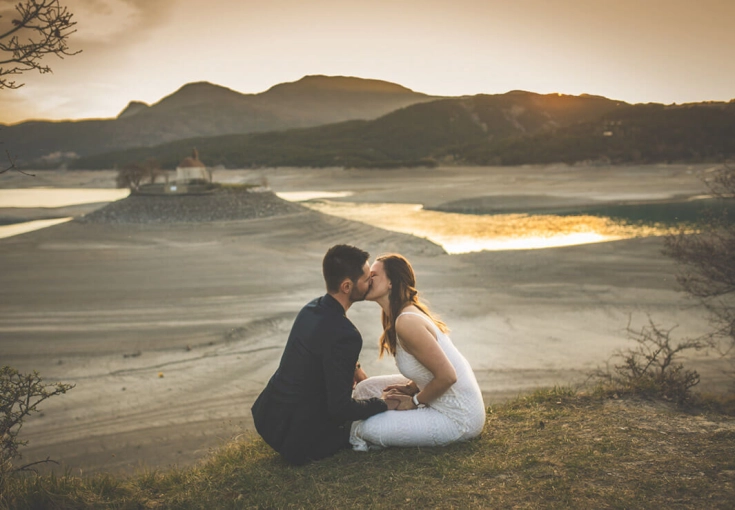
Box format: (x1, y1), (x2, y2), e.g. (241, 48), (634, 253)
(1, 0), (734, 124)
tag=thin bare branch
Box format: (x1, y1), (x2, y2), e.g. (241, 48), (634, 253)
(662, 163), (735, 366)
(0, 149), (34, 176)
(594, 316), (704, 403)
(16, 456), (59, 473)
(2, 367), (74, 474)
(0, 0), (80, 90)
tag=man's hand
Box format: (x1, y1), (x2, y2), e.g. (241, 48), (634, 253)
(383, 380), (418, 396)
(353, 364), (367, 389)
(384, 397), (401, 410)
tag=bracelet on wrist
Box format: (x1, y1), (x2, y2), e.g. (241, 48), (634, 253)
(412, 394), (426, 408)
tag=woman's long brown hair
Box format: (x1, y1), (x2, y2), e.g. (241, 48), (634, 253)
(377, 254), (449, 358)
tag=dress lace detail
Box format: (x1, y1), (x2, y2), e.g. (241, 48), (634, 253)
(350, 312), (485, 450)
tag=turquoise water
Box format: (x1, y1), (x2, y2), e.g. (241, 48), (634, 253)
(521, 198), (735, 226)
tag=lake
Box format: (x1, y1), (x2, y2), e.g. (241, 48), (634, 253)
(0, 188), (129, 239)
(0, 188), (130, 208)
(0, 188), (717, 252)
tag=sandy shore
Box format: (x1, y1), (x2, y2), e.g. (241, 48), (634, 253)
(0, 164), (729, 475)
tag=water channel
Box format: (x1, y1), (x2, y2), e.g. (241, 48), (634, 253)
(276, 192), (730, 254)
(293, 199), (681, 253)
(0, 188), (130, 239)
(1, 188), (728, 252)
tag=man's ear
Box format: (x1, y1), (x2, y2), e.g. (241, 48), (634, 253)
(339, 278), (352, 295)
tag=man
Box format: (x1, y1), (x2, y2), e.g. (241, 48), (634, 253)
(251, 244), (409, 465)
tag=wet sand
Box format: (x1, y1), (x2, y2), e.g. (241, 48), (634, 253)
(0, 164), (728, 475)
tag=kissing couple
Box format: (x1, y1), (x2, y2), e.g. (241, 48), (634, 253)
(251, 244), (485, 465)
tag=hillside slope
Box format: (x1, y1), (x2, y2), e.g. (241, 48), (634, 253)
(466, 101), (735, 165)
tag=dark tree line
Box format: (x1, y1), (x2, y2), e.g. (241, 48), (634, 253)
(116, 159), (167, 191)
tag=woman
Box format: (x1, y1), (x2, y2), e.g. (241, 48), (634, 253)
(350, 254), (485, 450)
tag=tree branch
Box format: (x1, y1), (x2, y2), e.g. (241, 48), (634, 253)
(0, 149), (34, 176)
(16, 456), (59, 473)
(0, 0), (79, 90)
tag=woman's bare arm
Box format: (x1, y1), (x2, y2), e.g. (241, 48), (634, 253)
(395, 314), (457, 406)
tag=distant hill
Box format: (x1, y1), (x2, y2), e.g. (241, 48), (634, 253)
(75, 94), (735, 170)
(16, 79), (735, 169)
(463, 101), (735, 165)
(72, 91), (629, 169)
(2, 75), (436, 166)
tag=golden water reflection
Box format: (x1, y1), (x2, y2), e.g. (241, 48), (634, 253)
(302, 201), (679, 254)
(0, 188), (130, 208)
(276, 191), (354, 202)
(0, 217), (73, 240)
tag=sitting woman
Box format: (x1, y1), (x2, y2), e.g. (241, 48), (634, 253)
(351, 254), (485, 450)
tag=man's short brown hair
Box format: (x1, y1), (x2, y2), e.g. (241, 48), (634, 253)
(322, 244), (370, 293)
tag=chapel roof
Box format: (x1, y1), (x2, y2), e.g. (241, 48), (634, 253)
(178, 148), (205, 168)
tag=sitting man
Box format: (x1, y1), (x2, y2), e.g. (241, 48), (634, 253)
(251, 244), (409, 465)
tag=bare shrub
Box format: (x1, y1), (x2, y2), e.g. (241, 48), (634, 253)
(593, 318), (705, 404)
(1, 366), (74, 487)
(663, 163), (735, 377)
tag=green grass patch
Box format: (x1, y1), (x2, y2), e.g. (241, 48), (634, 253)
(3, 388), (735, 509)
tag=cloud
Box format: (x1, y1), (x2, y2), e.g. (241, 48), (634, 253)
(0, 93), (42, 125)
(0, 1), (184, 123)
(65, 0), (176, 43)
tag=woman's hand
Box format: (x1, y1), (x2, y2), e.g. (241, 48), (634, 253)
(383, 380), (418, 396)
(381, 389), (414, 410)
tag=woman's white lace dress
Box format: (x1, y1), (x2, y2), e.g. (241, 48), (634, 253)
(350, 312), (485, 450)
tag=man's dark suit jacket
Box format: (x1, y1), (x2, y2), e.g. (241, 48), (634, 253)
(251, 293), (387, 465)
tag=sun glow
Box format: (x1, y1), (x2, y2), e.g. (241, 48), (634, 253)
(275, 191), (354, 201)
(0, 218), (73, 240)
(300, 200), (679, 254)
(0, 189), (130, 208)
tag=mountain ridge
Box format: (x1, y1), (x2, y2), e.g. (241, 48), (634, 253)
(71, 90), (628, 169)
(117, 101), (149, 119)
(263, 75), (420, 95)
(2, 75), (437, 166)
(8, 75), (735, 169)
(71, 93), (735, 170)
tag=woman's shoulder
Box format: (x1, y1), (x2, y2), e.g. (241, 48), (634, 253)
(396, 307), (426, 323)
(397, 305), (425, 317)
(395, 308), (437, 338)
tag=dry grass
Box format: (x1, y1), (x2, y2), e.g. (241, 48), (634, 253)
(3, 388), (735, 509)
